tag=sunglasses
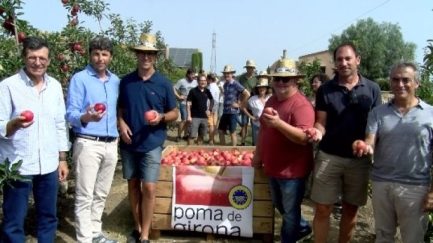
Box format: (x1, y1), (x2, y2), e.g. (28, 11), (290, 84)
(273, 77), (291, 83)
(348, 91), (358, 105)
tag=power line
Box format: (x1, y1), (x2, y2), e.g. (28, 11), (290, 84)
(287, 0), (391, 54)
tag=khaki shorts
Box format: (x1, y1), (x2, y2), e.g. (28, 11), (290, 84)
(207, 112), (217, 127)
(310, 150), (371, 206)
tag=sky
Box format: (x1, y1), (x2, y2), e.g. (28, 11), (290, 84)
(21, 0), (432, 74)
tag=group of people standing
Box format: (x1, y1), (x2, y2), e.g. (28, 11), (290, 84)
(0, 33), (178, 243)
(0, 31), (432, 243)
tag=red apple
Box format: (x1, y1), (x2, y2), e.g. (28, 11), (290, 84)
(20, 110), (34, 122)
(263, 107), (274, 115)
(61, 0), (68, 4)
(73, 43), (82, 51)
(17, 33), (26, 43)
(145, 110), (157, 121)
(94, 103), (106, 112)
(79, 50), (86, 56)
(61, 64), (68, 72)
(56, 54), (64, 61)
(355, 141), (367, 152)
(305, 128), (317, 137)
(73, 4), (80, 12)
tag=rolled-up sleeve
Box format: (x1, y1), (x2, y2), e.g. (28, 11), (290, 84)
(56, 85), (70, 152)
(66, 75), (86, 128)
(0, 83), (12, 139)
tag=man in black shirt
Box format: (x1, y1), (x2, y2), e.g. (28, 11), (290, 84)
(186, 74), (214, 145)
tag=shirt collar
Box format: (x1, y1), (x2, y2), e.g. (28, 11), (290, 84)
(331, 73), (366, 87)
(387, 98), (426, 109)
(19, 68), (51, 87)
(86, 65), (112, 80)
(134, 69), (158, 83)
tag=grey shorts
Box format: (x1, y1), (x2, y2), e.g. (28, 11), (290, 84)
(310, 150), (371, 206)
(189, 118), (208, 138)
(120, 146), (162, 182)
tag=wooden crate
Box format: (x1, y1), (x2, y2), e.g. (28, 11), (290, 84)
(150, 145), (274, 242)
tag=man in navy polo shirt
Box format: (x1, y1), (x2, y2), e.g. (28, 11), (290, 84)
(117, 33), (178, 243)
(217, 65), (250, 146)
(66, 36), (119, 243)
(308, 43), (382, 243)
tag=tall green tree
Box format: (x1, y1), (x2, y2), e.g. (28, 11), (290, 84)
(328, 17), (416, 80)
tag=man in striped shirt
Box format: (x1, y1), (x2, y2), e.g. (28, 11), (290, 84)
(0, 36), (70, 243)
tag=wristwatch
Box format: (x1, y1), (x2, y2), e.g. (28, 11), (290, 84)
(160, 113), (166, 122)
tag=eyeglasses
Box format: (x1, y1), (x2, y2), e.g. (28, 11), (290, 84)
(273, 77), (291, 83)
(348, 91), (358, 105)
(27, 56), (49, 64)
(198, 79), (207, 82)
(136, 51), (157, 57)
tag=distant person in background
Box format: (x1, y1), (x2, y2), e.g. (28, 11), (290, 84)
(237, 60), (258, 146)
(206, 73), (220, 145)
(173, 68), (197, 142)
(217, 65), (250, 146)
(241, 71), (272, 146)
(308, 73), (330, 106)
(186, 74), (214, 145)
(216, 76), (225, 124)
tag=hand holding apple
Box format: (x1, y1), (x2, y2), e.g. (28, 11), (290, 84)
(94, 103), (106, 113)
(13, 110), (34, 129)
(261, 107), (281, 128)
(146, 110), (162, 126)
(82, 105), (105, 123)
(352, 140), (372, 157)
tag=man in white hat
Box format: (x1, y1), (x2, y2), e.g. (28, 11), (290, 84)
(252, 54), (314, 243)
(117, 33), (179, 243)
(217, 65), (250, 146)
(237, 60), (258, 146)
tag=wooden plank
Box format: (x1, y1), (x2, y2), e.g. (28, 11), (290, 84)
(152, 214), (274, 234)
(154, 198), (274, 217)
(155, 181), (272, 200)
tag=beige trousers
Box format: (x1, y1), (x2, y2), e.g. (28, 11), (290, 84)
(72, 137), (118, 243)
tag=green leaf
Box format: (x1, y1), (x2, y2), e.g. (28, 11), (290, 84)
(10, 160), (23, 172)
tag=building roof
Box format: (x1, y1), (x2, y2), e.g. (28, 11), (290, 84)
(298, 50), (330, 59)
(168, 47), (200, 68)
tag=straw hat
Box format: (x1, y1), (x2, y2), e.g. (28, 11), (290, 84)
(221, 65), (236, 74)
(244, 60), (256, 68)
(129, 33), (161, 52)
(269, 51), (306, 78)
(255, 78), (269, 88)
(257, 70), (269, 79)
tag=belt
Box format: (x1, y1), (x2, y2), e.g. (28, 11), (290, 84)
(76, 134), (117, 142)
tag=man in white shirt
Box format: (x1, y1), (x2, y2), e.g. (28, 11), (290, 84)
(206, 73), (220, 145)
(0, 36), (69, 243)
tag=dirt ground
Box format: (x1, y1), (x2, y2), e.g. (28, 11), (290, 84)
(1, 129), (403, 243)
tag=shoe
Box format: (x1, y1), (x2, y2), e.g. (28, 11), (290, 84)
(182, 135), (189, 140)
(296, 227), (313, 242)
(126, 230), (140, 243)
(175, 137), (181, 142)
(92, 233), (118, 243)
(240, 142), (245, 146)
(140, 239), (150, 243)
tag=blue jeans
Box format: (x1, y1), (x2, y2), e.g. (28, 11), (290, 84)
(236, 111), (249, 126)
(2, 170), (59, 243)
(251, 124), (259, 146)
(179, 103), (187, 120)
(269, 177), (310, 243)
(121, 146), (163, 182)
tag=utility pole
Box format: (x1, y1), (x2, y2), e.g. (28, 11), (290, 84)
(210, 31), (217, 74)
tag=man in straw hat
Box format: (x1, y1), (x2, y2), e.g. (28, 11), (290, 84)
(117, 33), (179, 243)
(237, 60), (258, 146)
(308, 43), (382, 243)
(217, 65), (250, 146)
(252, 53), (314, 242)
(240, 71), (272, 146)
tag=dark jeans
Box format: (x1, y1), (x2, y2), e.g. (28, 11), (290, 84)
(269, 177), (310, 243)
(2, 170), (59, 243)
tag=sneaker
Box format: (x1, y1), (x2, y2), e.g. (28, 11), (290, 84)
(296, 227), (313, 242)
(126, 230), (140, 243)
(92, 233), (118, 243)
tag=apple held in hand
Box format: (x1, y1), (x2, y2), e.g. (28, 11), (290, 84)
(94, 103), (106, 112)
(20, 110), (34, 122)
(355, 140), (367, 152)
(305, 128), (317, 137)
(263, 107), (274, 115)
(145, 110), (158, 122)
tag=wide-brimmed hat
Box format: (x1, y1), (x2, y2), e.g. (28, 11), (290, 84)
(221, 65), (236, 74)
(257, 70), (269, 79)
(244, 60), (256, 68)
(269, 57), (306, 78)
(129, 33), (161, 52)
(255, 78), (269, 88)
